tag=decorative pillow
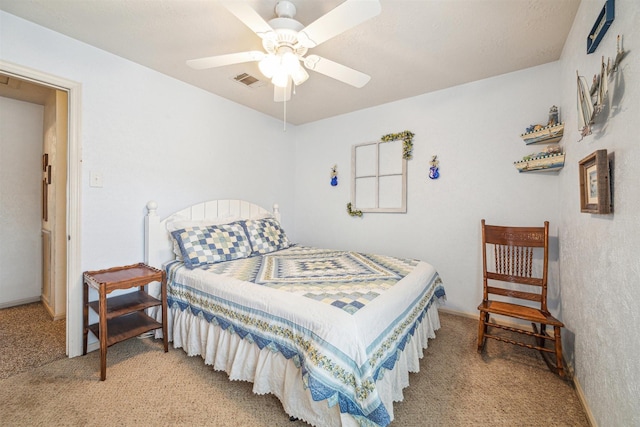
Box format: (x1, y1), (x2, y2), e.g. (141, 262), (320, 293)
(167, 216), (244, 260)
(242, 217), (291, 255)
(171, 238), (184, 261)
(170, 223), (252, 269)
(165, 215), (243, 232)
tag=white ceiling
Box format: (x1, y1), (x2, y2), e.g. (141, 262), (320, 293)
(0, 0), (580, 125)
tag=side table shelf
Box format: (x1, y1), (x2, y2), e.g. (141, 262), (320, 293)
(83, 263), (168, 380)
(86, 294), (162, 346)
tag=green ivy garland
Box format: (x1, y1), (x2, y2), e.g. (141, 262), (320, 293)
(381, 130), (415, 160)
(346, 202), (363, 217)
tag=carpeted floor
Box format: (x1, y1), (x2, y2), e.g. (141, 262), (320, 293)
(0, 309), (589, 426)
(0, 302), (66, 380)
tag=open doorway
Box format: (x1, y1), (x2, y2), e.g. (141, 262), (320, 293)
(0, 75), (67, 373)
(0, 61), (83, 358)
(0, 74), (67, 319)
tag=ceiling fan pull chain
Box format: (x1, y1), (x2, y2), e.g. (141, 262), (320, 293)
(283, 94), (287, 132)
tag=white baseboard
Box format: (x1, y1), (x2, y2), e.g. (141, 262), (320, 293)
(0, 296), (41, 310)
(42, 301), (66, 321)
(438, 306), (534, 331)
(84, 332), (154, 354)
(573, 375), (597, 426)
(437, 306), (478, 320)
(86, 341), (100, 353)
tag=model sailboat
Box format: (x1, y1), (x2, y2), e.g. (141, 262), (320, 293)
(577, 54), (610, 140)
(610, 35), (627, 73)
(577, 71), (595, 139)
(594, 56), (609, 115)
(576, 34), (626, 141)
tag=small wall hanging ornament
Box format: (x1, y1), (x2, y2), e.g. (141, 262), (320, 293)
(429, 155), (440, 179)
(330, 164), (338, 186)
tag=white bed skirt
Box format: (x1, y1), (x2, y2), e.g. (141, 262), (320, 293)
(157, 302), (442, 427)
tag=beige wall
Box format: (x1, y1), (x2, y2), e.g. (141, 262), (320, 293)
(42, 89), (68, 319)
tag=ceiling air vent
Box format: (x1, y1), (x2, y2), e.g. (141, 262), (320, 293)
(231, 73), (266, 89)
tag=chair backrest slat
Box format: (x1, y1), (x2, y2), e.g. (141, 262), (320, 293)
(486, 286), (543, 302)
(485, 272), (543, 287)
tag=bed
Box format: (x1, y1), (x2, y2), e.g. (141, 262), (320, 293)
(144, 199), (445, 427)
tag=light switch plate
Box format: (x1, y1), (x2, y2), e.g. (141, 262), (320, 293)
(90, 171), (103, 188)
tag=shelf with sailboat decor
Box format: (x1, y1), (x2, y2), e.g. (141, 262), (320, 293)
(514, 147), (565, 173)
(520, 105), (564, 145)
(520, 122), (564, 145)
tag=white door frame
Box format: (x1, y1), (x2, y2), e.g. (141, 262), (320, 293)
(0, 60), (83, 357)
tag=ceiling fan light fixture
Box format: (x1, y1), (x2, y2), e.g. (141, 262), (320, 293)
(281, 51), (299, 74)
(260, 47), (306, 88)
(258, 54), (279, 78)
(271, 68), (289, 88)
(291, 66), (309, 86)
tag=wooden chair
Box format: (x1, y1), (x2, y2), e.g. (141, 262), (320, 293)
(477, 219), (565, 377)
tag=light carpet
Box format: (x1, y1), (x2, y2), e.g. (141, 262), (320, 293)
(0, 311), (589, 426)
(0, 302), (66, 380)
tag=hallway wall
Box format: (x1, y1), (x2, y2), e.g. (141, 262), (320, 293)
(0, 96), (43, 307)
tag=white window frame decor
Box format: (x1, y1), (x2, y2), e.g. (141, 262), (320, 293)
(350, 131), (413, 214)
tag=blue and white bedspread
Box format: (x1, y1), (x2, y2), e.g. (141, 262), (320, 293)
(165, 246), (445, 427)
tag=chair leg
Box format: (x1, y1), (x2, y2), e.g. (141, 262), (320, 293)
(537, 323), (547, 348)
(477, 311), (489, 352)
(554, 326), (565, 378)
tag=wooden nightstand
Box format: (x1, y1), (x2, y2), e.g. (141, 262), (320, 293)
(83, 263), (168, 380)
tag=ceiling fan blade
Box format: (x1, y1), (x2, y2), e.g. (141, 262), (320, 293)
(186, 51), (265, 70)
(304, 55), (371, 88)
(274, 79), (292, 103)
(220, 1), (275, 39)
(297, 0), (381, 48)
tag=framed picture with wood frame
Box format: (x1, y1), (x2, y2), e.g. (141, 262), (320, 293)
(579, 149), (611, 214)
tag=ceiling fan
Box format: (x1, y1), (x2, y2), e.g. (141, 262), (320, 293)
(187, 0), (381, 102)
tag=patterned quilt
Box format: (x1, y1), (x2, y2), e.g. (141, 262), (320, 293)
(166, 246), (445, 427)
(200, 246), (420, 314)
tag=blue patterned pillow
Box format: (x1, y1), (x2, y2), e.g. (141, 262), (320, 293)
(171, 223), (252, 269)
(242, 218), (291, 255)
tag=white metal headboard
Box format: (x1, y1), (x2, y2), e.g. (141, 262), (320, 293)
(144, 199), (280, 270)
